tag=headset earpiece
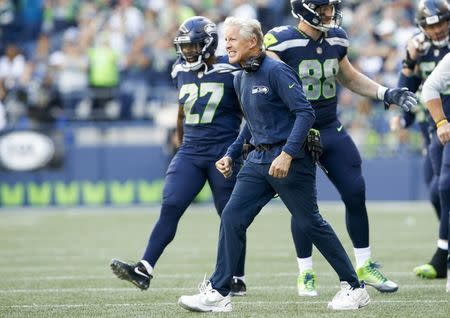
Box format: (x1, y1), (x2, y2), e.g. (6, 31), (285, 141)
(242, 52), (266, 72)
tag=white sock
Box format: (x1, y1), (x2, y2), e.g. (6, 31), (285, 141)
(354, 247), (371, 268)
(437, 239), (448, 250)
(233, 275), (245, 283)
(297, 257), (313, 273)
(139, 260), (153, 275)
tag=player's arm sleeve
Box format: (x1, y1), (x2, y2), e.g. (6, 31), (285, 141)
(334, 27), (349, 60)
(397, 71), (422, 127)
(263, 31), (282, 59)
(270, 64), (315, 157)
(225, 123), (252, 160)
(422, 53), (450, 102)
(170, 59), (182, 89)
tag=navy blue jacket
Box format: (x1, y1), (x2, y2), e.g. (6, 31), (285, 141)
(226, 56), (315, 163)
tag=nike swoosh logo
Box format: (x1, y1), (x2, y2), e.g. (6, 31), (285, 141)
(134, 267), (149, 278)
(289, 83), (295, 88)
(337, 125), (343, 132)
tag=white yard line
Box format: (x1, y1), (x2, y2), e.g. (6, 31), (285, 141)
(0, 271), (425, 281)
(2, 299), (448, 309)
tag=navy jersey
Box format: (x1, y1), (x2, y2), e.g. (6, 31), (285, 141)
(227, 56), (315, 163)
(264, 25), (348, 127)
(400, 35), (450, 129)
(171, 55), (242, 158)
(415, 39), (450, 121)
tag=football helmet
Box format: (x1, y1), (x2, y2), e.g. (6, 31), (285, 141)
(416, 0), (450, 47)
(291, 0), (343, 32)
(173, 16), (218, 70)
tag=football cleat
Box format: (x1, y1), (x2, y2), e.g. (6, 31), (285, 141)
(297, 269), (318, 296)
(230, 277), (247, 296)
(356, 259), (398, 293)
(178, 278), (232, 312)
(110, 259), (152, 290)
(414, 264), (439, 279)
(327, 281), (370, 310)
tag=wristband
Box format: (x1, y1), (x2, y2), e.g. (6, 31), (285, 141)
(377, 86), (388, 101)
(436, 118), (448, 128)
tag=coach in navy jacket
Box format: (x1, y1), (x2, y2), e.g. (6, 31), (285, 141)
(178, 16), (369, 313)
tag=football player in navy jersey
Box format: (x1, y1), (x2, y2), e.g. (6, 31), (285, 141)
(393, 0), (450, 280)
(422, 52), (450, 292)
(264, 0), (418, 295)
(178, 16), (369, 312)
(421, 52), (450, 292)
(110, 16), (248, 296)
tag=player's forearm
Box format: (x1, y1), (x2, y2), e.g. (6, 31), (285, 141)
(337, 57), (381, 100)
(176, 106), (184, 145)
(425, 98), (446, 125)
(339, 70), (381, 100)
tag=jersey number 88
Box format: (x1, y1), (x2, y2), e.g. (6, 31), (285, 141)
(298, 58), (338, 100)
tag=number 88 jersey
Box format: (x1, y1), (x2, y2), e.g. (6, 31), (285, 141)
(264, 25), (349, 127)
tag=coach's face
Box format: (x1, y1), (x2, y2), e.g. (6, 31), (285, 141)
(224, 25), (256, 65)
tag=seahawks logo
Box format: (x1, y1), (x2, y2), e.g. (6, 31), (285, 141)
(252, 86), (269, 94)
(204, 23), (216, 35)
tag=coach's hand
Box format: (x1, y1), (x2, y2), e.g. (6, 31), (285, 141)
(269, 151), (292, 178)
(437, 121), (450, 145)
(384, 87), (418, 112)
(216, 156), (233, 178)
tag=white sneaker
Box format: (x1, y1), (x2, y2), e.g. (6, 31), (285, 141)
(178, 278), (232, 312)
(328, 281), (370, 310)
(446, 270), (450, 293)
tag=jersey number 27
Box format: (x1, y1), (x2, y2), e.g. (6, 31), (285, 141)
(179, 83), (224, 124)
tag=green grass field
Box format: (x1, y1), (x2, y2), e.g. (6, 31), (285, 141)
(0, 202), (448, 317)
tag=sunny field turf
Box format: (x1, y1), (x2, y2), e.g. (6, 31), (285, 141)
(0, 202), (448, 317)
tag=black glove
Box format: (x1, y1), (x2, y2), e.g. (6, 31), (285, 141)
(384, 87), (418, 112)
(306, 128), (323, 162)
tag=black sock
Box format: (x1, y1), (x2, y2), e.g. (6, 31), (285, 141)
(429, 248), (448, 278)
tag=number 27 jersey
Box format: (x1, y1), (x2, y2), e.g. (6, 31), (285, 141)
(171, 56), (242, 157)
(264, 25), (349, 127)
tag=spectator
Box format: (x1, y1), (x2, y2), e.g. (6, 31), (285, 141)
(87, 31), (120, 119)
(49, 27), (88, 117)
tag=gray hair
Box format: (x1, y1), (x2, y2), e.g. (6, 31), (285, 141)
(223, 16), (264, 49)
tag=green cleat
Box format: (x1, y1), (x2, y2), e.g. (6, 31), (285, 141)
(297, 269), (318, 296)
(356, 259), (398, 293)
(413, 264), (438, 279)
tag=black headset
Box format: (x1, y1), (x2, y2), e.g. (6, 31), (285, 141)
(242, 51), (266, 72)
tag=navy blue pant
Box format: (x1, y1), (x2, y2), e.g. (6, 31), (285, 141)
(142, 152), (246, 276)
(291, 121), (368, 258)
(210, 155), (359, 296)
(428, 132), (450, 244)
(424, 151), (441, 219)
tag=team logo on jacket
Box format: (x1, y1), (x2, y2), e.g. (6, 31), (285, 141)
(252, 85), (269, 94)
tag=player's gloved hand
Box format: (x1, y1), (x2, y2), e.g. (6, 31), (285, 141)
(306, 128), (323, 162)
(409, 33), (431, 56)
(384, 87), (418, 112)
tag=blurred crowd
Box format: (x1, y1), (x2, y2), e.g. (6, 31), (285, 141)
(0, 0), (426, 157)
